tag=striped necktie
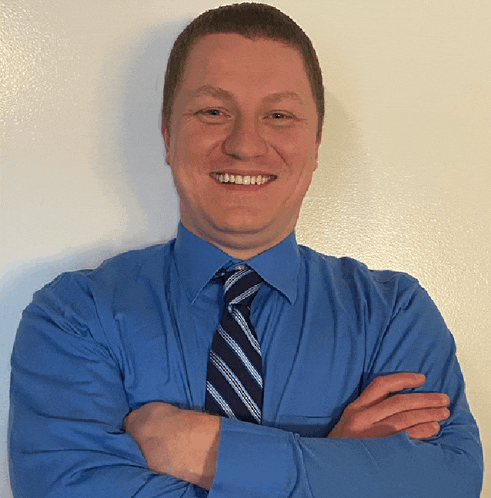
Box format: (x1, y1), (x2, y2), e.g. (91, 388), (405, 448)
(205, 266), (263, 424)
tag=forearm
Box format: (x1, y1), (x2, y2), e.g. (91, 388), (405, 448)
(165, 410), (220, 490)
(125, 403), (221, 490)
(126, 395), (481, 498)
(9, 396), (209, 498)
(211, 415), (482, 498)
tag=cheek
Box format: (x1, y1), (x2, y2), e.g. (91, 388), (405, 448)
(272, 129), (317, 165)
(181, 122), (225, 154)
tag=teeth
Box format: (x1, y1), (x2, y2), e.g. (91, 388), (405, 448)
(212, 173), (276, 185)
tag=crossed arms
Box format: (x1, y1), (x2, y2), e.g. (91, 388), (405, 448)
(124, 372), (451, 490)
(9, 269), (483, 497)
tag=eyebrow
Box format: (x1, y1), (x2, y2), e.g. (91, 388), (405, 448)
(191, 85), (234, 100)
(190, 85), (305, 105)
(263, 91), (304, 105)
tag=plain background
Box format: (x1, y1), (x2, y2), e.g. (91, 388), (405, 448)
(1, 0), (490, 495)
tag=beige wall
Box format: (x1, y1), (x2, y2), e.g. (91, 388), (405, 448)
(1, 0), (489, 495)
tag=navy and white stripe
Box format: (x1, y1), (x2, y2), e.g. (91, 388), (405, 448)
(205, 266), (263, 424)
(217, 326), (262, 387)
(206, 381), (235, 419)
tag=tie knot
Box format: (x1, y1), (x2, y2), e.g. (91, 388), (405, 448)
(217, 266), (263, 308)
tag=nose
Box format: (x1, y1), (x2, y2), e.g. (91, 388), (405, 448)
(223, 115), (267, 160)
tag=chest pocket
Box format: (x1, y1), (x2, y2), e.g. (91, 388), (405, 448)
(275, 415), (334, 437)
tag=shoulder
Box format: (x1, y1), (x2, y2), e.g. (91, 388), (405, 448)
(298, 244), (426, 316)
(298, 245), (451, 353)
(19, 241), (176, 345)
(29, 241), (175, 318)
(47, 241), (173, 291)
(299, 244), (418, 288)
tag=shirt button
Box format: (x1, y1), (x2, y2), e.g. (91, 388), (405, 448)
(235, 264), (245, 271)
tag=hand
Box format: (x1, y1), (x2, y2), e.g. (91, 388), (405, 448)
(327, 373), (450, 440)
(124, 402), (221, 490)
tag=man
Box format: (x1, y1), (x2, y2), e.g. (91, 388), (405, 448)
(9, 3), (482, 497)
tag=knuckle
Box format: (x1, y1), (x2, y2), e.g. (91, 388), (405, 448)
(407, 422), (440, 440)
(389, 393), (412, 411)
(389, 413), (411, 432)
(342, 404), (359, 418)
(343, 403), (356, 413)
(371, 376), (386, 390)
(434, 407), (450, 421)
(390, 393), (404, 404)
(423, 407), (449, 421)
(432, 421), (442, 433)
(365, 376), (390, 398)
(442, 407), (450, 417)
(345, 412), (365, 431)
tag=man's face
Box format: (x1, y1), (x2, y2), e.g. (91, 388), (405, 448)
(164, 33), (321, 257)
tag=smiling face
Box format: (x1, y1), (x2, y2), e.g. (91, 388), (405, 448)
(164, 33), (321, 259)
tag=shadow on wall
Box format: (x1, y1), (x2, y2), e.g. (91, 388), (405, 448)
(297, 88), (366, 247)
(309, 89), (360, 201)
(92, 20), (192, 242)
(2, 19), (191, 405)
(0, 455), (10, 498)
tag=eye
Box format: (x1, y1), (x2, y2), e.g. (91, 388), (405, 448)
(204, 109), (222, 116)
(266, 111), (296, 126)
(196, 108), (230, 123)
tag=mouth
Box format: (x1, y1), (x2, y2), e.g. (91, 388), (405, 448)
(211, 172), (277, 185)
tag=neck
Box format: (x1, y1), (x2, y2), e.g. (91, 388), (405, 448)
(183, 223), (292, 260)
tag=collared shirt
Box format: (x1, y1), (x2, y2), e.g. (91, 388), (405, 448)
(9, 224), (483, 497)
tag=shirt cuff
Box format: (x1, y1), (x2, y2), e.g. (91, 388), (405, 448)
(209, 417), (296, 497)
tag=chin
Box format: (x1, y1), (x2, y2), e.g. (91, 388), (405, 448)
(218, 211), (275, 230)
(215, 222), (266, 236)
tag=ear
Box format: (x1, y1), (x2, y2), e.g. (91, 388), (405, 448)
(161, 120), (171, 165)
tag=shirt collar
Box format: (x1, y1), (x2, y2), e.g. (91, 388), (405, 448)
(174, 222), (300, 305)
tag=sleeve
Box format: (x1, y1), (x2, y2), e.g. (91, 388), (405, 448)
(8, 273), (206, 498)
(207, 281), (483, 498)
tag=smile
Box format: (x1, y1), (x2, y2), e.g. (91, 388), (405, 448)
(211, 173), (277, 185)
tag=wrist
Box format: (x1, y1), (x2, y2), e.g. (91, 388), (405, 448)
(170, 410), (221, 490)
(125, 403), (221, 489)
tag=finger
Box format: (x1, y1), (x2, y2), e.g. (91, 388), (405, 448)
(369, 393), (450, 423)
(406, 422), (442, 440)
(349, 407), (449, 439)
(353, 373), (426, 408)
(379, 406), (450, 433)
(338, 403), (449, 439)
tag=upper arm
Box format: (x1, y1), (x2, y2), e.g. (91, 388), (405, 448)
(8, 273), (197, 498)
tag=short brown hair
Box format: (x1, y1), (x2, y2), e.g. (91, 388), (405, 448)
(163, 3), (324, 140)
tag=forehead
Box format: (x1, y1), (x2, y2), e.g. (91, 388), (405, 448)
(179, 33), (312, 98)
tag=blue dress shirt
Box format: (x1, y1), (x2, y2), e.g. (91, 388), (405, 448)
(9, 224), (483, 497)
